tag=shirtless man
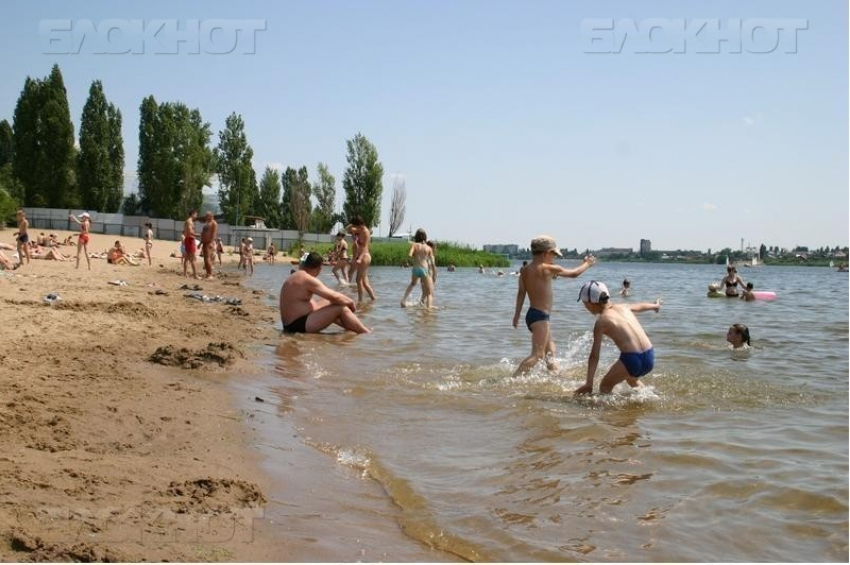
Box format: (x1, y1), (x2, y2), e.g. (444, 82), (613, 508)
(13, 210), (31, 267)
(200, 211), (217, 279)
(279, 252), (369, 334)
(182, 210), (198, 278)
(511, 235), (595, 377)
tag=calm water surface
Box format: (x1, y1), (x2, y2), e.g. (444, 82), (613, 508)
(238, 261), (848, 562)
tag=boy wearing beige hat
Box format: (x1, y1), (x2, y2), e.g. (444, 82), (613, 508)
(511, 235), (595, 377)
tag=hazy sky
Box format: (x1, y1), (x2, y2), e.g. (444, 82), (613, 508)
(1, 0), (846, 251)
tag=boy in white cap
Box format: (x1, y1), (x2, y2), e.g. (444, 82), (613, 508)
(575, 280), (661, 395)
(243, 237), (254, 276)
(511, 235), (595, 377)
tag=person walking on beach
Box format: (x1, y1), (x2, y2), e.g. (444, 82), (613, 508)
(401, 228), (437, 308)
(143, 222), (154, 266)
(280, 252), (369, 334)
(331, 231), (350, 284)
(68, 212), (91, 270)
(346, 216), (376, 302)
(200, 211), (218, 279)
(574, 281), (661, 395)
(13, 210), (31, 267)
(182, 210), (199, 279)
(511, 235), (596, 377)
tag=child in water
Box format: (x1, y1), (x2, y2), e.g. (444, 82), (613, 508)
(740, 283), (756, 302)
(726, 324), (751, 348)
(400, 228), (436, 308)
(575, 281), (662, 395)
(620, 278), (631, 296)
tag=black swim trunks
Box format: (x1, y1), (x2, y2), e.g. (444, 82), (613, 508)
(282, 314), (309, 334)
(17, 233), (29, 244)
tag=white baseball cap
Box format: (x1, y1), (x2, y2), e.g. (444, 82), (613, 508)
(80, 212), (90, 218)
(247, 237), (253, 242)
(578, 280), (610, 304)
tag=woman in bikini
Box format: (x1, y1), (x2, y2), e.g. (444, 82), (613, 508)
(400, 228), (436, 308)
(331, 231), (350, 284)
(69, 212), (92, 270)
(720, 266), (746, 297)
(346, 216), (376, 302)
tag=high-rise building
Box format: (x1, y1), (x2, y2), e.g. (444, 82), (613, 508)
(640, 239), (652, 256)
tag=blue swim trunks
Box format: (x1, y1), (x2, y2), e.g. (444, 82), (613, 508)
(525, 307), (550, 331)
(619, 348), (655, 378)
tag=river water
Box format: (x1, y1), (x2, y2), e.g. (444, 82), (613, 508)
(236, 261), (848, 562)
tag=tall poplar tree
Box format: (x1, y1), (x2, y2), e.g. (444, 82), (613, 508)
(215, 113), (257, 226)
(342, 133), (383, 228)
(257, 166), (282, 228)
(0, 120), (12, 169)
(78, 80), (124, 212)
(310, 162), (336, 234)
(12, 66), (77, 207)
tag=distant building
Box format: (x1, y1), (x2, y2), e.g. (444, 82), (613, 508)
(640, 239), (652, 256)
(483, 244), (519, 257)
(594, 247), (633, 257)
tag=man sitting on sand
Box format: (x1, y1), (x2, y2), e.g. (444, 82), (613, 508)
(279, 252), (369, 334)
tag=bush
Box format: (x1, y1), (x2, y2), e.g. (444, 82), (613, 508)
(369, 241), (509, 267)
(0, 188), (18, 228)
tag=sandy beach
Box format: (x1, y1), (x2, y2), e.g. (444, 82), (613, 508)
(0, 228), (288, 561)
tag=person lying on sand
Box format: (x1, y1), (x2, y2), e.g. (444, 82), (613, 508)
(31, 247), (69, 261)
(0, 250), (14, 269)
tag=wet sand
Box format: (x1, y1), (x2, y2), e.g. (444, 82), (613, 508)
(0, 229), (288, 561)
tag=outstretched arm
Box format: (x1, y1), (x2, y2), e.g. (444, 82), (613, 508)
(512, 276), (526, 328)
(629, 298), (662, 313)
(553, 255), (596, 278)
(575, 321), (604, 395)
(69, 214), (81, 225)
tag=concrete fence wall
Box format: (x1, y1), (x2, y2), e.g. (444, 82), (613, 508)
(22, 208), (337, 253)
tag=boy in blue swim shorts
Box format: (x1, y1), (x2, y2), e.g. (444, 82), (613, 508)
(575, 281), (662, 395)
(511, 235), (595, 377)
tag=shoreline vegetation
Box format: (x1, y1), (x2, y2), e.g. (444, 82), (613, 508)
(305, 240), (511, 268)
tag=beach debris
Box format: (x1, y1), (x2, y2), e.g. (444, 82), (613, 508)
(149, 342), (241, 369)
(42, 293), (61, 305)
(179, 283), (203, 291)
(184, 292), (241, 305)
(149, 289), (169, 296)
(254, 396), (265, 403)
(108, 279), (128, 286)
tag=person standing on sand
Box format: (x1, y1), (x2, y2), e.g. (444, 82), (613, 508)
(511, 235), (596, 377)
(13, 210), (31, 267)
(182, 210), (198, 279)
(280, 252), (369, 334)
(215, 237), (224, 266)
(144, 222), (154, 266)
(69, 212), (91, 270)
(346, 216), (376, 302)
(200, 211), (218, 279)
(243, 237), (254, 276)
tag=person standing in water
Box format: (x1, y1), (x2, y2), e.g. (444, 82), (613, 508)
(401, 228), (437, 308)
(720, 266), (746, 297)
(69, 212), (91, 270)
(575, 281), (662, 395)
(511, 235), (596, 377)
(346, 216), (376, 302)
(331, 231), (350, 284)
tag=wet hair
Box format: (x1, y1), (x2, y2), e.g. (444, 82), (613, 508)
(301, 251), (324, 269)
(730, 324), (751, 346)
(623, 279), (630, 287)
(727, 266), (735, 272)
(414, 228), (427, 243)
(746, 282), (754, 290)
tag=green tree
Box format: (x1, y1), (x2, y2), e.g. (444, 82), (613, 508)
(342, 133), (383, 227)
(0, 120), (13, 169)
(759, 243), (767, 260)
(12, 66), (78, 207)
(257, 166), (282, 228)
(121, 193), (141, 215)
(310, 162), (336, 233)
(136, 96), (214, 219)
(78, 80), (124, 212)
(215, 113), (257, 225)
(292, 166), (312, 236)
(280, 167), (297, 229)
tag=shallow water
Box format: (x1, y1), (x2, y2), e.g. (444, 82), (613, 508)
(241, 261), (848, 561)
